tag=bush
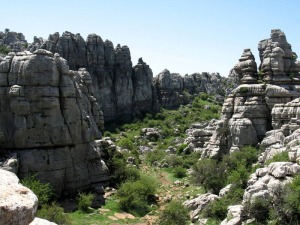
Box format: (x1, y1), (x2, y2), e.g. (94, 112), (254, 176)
(37, 202), (71, 225)
(244, 198), (271, 223)
(176, 143), (188, 155)
(106, 150), (140, 186)
(190, 158), (226, 193)
(0, 45), (10, 54)
(76, 192), (95, 212)
(21, 174), (54, 205)
(203, 185), (244, 220)
(165, 155), (184, 167)
(117, 174), (158, 216)
(145, 149), (166, 164)
(159, 201), (189, 225)
(173, 166), (187, 178)
(117, 137), (134, 150)
(266, 151), (289, 165)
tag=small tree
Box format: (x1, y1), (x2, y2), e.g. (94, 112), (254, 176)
(21, 174), (54, 205)
(76, 192), (95, 212)
(190, 158), (226, 193)
(159, 201), (189, 225)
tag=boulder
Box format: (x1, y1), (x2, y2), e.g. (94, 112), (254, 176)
(0, 169), (38, 225)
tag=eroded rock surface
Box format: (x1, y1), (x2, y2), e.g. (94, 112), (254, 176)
(0, 30), (28, 53)
(203, 29), (300, 158)
(28, 31), (159, 122)
(0, 169), (38, 225)
(0, 50), (109, 196)
(154, 69), (231, 108)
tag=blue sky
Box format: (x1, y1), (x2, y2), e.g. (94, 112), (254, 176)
(1, 0), (300, 76)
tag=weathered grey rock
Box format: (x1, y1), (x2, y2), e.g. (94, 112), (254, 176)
(203, 30), (300, 159)
(258, 29), (300, 83)
(183, 193), (220, 221)
(29, 218), (57, 225)
(0, 169), (38, 225)
(233, 49), (258, 84)
(0, 51), (109, 196)
(29, 31), (158, 122)
(219, 184), (232, 197)
(0, 30), (28, 53)
(154, 70), (230, 108)
(220, 205), (243, 225)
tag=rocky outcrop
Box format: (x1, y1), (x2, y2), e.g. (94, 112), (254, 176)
(185, 119), (218, 153)
(154, 69), (231, 108)
(183, 193), (220, 221)
(0, 30), (27, 53)
(0, 169), (38, 225)
(0, 50), (109, 196)
(214, 30), (300, 224)
(203, 29), (300, 159)
(28, 31), (159, 122)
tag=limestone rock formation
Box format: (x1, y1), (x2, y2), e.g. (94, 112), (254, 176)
(0, 29), (28, 53)
(183, 193), (220, 221)
(258, 29), (300, 83)
(203, 29), (300, 158)
(233, 48), (258, 84)
(28, 31), (158, 122)
(154, 69), (230, 108)
(213, 30), (300, 224)
(0, 169), (38, 225)
(0, 50), (109, 196)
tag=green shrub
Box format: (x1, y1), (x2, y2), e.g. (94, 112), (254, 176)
(159, 201), (189, 225)
(103, 131), (112, 137)
(117, 137), (134, 150)
(266, 151), (289, 165)
(117, 174), (158, 216)
(0, 45), (10, 54)
(190, 158), (226, 194)
(145, 149), (166, 164)
(165, 155), (184, 167)
(244, 198), (271, 223)
(76, 192), (95, 212)
(176, 143), (188, 155)
(203, 185), (244, 220)
(107, 154), (140, 186)
(199, 92), (209, 100)
(239, 87), (249, 93)
(37, 202), (71, 225)
(173, 166), (187, 178)
(21, 174), (54, 205)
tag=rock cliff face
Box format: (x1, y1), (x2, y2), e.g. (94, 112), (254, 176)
(28, 31), (159, 122)
(0, 49), (109, 196)
(203, 29), (300, 159)
(0, 30), (28, 53)
(154, 69), (230, 108)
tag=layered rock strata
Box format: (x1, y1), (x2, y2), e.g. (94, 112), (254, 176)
(203, 29), (300, 158)
(28, 31), (159, 122)
(154, 69), (230, 108)
(0, 50), (109, 196)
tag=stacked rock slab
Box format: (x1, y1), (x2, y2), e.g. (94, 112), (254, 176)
(0, 30), (28, 53)
(28, 31), (159, 122)
(154, 69), (230, 108)
(0, 50), (109, 196)
(203, 29), (300, 159)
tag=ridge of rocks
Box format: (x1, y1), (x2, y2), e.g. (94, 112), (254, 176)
(28, 31), (159, 122)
